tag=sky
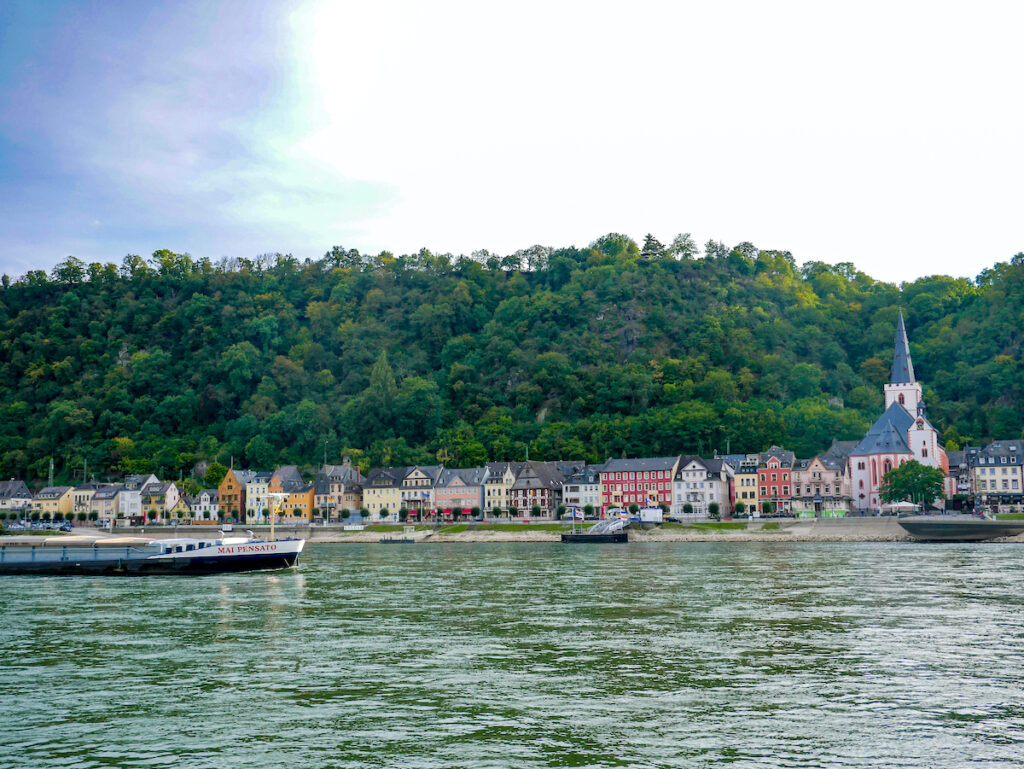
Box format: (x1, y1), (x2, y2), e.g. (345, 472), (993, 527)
(1, 0), (1021, 283)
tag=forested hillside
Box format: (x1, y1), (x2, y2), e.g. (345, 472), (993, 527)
(1, 234), (1021, 483)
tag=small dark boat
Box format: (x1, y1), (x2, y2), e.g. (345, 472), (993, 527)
(897, 514), (1024, 542)
(561, 531), (628, 543)
(561, 518), (629, 543)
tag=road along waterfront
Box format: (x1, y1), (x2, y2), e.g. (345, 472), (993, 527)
(2, 542), (1023, 768)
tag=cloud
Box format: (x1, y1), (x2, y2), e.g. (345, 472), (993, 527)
(1, 0), (1022, 281)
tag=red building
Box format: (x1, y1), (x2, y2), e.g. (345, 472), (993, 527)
(757, 446), (794, 513)
(599, 457), (680, 515)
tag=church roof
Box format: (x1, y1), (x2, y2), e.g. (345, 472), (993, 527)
(890, 309), (916, 384)
(851, 402), (915, 456)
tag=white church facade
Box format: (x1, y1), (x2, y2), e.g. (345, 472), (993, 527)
(849, 311), (948, 511)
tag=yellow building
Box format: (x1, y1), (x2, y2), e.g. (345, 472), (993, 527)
(362, 468), (405, 517)
(268, 466), (315, 522)
(32, 486), (74, 516)
(731, 459), (760, 515)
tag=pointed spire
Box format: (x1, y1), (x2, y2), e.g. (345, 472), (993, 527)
(890, 309), (915, 384)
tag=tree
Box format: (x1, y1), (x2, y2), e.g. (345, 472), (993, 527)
(628, 503), (639, 514)
(640, 234), (666, 259)
(708, 502), (720, 519)
(583, 504), (594, 517)
(734, 501), (746, 516)
(880, 460), (945, 506)
(683, 503), (693, 515)
(204, 462), (228, 488)
(531, 504), (542, 518)
(147, 509), (157, 521)
(398, 509), (408, 522)
(341, 508), (351, 520)
(77, 512), (87, 522)
(509, 505), (518, 518)
(668, 233), (699, 259)
(762, 501), (774, 516)
(491, 506), (502, 518)
(556, 505), (566, 520)
(379, 507), (389, 520)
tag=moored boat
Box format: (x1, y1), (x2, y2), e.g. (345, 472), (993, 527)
(0, 534), (305, 575)
(897, 514), (1024, 542)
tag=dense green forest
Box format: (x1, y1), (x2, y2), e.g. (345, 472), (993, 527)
(1, 234), (1021, 484)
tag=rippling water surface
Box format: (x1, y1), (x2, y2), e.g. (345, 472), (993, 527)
(2, 542), (1024, 768)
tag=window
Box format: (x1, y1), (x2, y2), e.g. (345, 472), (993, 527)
(922, 448), (928, 457)
(898, 393), (905, 405)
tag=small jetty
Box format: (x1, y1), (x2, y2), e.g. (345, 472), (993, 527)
(897, 514), (1024, 542)
(561, 518), (629, 543)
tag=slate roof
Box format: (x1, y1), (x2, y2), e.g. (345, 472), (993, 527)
(271, 465), (305, 491)
(973, 440), (1023, 466)
(0, 480), (31, 500)
(93, 484), (123, 500)
(600, 456), (680, 473)
(760, 446), (795, 467)
(438, 468), (487, 488)
(35, 486), (72, 499)
(141, 482), (173, 496)
(322, 463), (361, 484)
(890, 310), (916, 384)
(365, 467), (409, 486)
(850, 402), (915, 456)
(511, 461), (568, 490)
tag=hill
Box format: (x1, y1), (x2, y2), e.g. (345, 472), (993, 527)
(1, 234), (1021, 483)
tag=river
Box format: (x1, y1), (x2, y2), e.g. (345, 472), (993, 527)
(1, 542), (1023, 768)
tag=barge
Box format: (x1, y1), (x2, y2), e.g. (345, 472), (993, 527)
(0, 534), (305, 575)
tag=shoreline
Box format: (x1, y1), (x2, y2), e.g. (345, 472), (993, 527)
(9, 519), (1024, 544)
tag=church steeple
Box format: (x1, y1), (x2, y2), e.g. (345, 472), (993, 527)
(890, 309), (915, 385)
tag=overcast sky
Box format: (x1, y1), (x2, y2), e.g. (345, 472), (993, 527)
(1, 0), (1021, 283)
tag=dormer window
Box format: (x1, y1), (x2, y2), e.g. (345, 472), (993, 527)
(898, 393), (905, 405)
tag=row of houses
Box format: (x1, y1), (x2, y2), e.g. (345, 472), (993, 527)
(1, 441), (1020, 526)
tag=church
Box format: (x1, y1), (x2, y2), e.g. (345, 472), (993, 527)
(849, 311), (948, 511)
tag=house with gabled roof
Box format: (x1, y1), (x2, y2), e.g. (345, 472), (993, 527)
(435, 467), (487, 515)
(672, 456), (733, 516)
(363, 467), (407, 519)
(510, 461), (570, 518)
(483, 462), (525, 514)
(0, 479), (32, 511)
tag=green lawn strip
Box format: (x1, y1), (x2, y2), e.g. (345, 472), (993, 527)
(759, 522), (780, 531)
(995, 513), (1024, 520)
(690, 522), (748, 531)
(469, 523), (575, 532)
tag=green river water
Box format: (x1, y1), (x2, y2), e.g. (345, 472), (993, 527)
(1, 542), (1023, 768)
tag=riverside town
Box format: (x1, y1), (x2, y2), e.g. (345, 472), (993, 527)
(3, 315), (1020, 530)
